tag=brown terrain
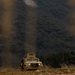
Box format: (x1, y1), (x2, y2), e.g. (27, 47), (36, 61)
(0, 66), (75, 75)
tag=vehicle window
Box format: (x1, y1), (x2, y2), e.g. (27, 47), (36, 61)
(26, 58), (39, 61)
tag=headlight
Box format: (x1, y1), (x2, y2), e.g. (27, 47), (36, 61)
(28, 63), (31, 65)
(39, 63), (41, 65)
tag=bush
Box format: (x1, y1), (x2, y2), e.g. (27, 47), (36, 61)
(38, 51), (75, 68)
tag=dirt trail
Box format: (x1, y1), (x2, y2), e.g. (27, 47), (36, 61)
(0, 68), (75, 75)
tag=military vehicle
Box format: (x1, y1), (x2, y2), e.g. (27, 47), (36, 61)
(21, 52), (43, 70)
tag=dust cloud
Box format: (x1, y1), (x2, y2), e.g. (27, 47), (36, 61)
(68, 0), (75, 6)
(67, 0), (75, 35)
(1, 0), (14, 67)
(25, 3), (37, 53)
(68, 12), (75, 35)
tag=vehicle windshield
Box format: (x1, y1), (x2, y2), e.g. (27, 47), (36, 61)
(26, 58), (39, 61)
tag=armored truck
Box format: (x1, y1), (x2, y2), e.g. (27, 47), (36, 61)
(21, 52), (43, 70)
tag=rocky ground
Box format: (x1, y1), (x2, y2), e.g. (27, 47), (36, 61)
(0, 66), (75, 75)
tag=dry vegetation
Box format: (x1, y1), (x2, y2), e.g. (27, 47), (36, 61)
(0, 65), (75, 75)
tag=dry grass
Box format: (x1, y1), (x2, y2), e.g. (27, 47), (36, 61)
(0, 65), (75, 75)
